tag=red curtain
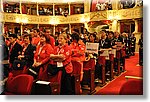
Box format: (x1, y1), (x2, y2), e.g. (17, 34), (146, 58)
(70, 6), (74, 15)
(120, 23), (131, 33)
(22, 5), (27, 14)
(138, 20), (143, 32)
(120, 23), (124, 33)
(91, 0), (97, 12)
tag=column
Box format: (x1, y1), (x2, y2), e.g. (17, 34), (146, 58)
(84, 0), (91, 13)
(112, 0), (119, 10)
(133, 19), (140, 52)
(1, 22), (5, 34)
(84, 22), (89, 32)
(20, 23), (23, 36)
(69, 24), (71, 34)
(37, 24), (39, 29)
(53, 3), (55, 16)
(53, 25), (55, 36)
(68, 3), (70, 15)
(37, 2), (39, 15)
(134, 19), (138, 33)
(0, 0), (4, 12)
(117, 21), (121, 34)
(111, 20), (118, 32)
(20, 0), (22, 14)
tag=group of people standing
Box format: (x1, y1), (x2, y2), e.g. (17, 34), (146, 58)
(1, 27), (142, 94)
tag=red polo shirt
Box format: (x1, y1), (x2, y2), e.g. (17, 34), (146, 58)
(53, 44), (73, 74)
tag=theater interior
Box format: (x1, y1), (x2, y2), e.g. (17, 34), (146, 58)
(0, 0), (143, 95)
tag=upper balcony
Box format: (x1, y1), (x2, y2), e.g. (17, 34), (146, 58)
(0, 0), (143, 25)
(1, 6), (143, 25)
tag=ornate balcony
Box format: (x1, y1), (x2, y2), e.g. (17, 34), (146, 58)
(1, 6), (142, 24)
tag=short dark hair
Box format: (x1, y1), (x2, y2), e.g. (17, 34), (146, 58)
(73, 29), (79, 34)
(9, 34), (17, 38)
(34, 28), (40, 33)
(109, 31), (114, 35)
(23, 34), (32, 42)
(90, 33), (96, 40)
(40, 34), (50, 43)
(71, 33), (80, 42)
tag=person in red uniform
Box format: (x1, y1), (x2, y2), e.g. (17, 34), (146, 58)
(31, 28), (40, 46)
(70, 33), (86, 93)
(49, 33), (73, 95)
(45, 28), (55, 48)
(30, 34), (54, 79)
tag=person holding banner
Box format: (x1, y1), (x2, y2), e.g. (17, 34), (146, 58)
(86, 33), (99, 60)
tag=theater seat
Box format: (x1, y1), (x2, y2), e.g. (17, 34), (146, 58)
(48, 70), (62, 95)
(82, 58), (96, 94)
(4, 73), (34, 95)
(71, 60), (82, 95)
(119, 76), (143, 95)
(97, 56), (106, 86)
(37, 67), (62, 95)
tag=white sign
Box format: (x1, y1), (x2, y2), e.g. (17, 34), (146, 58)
(85, 42), (99, 54)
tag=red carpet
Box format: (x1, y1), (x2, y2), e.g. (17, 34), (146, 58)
(95, 53), (143, 95)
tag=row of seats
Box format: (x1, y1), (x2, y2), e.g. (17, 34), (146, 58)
(2, 47), (127, 95)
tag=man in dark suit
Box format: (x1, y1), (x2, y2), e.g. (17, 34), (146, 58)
(130, 34), (136, 56)
(8, 34), (22, 68)
(138, 34), (143, 66)
(99, 32), (112, 49)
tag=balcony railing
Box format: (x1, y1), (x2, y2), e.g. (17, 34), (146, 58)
(1, 6), (143, 24)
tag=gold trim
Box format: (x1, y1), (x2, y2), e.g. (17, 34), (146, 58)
(1, 7), (143, 24)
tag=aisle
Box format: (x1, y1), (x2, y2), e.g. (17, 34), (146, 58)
(95, 53), (143, 95)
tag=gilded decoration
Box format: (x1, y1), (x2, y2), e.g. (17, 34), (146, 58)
(2, 7), (142, 24)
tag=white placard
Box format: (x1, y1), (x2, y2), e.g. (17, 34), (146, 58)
(85, 42), (99, 54)
(100, 50), (109, 60)
(36, 81), (50, 85)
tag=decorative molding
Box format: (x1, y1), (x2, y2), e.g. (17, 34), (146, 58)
(2, 7), (143, 24)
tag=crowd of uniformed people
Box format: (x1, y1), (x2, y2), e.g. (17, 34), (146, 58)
(0, 27), (142, 94)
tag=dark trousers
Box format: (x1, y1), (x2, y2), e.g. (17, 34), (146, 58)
(105, 60), (111, 73)
(60, 68), (73, 95)
(95, 63), (102, 79)
(131, 47), (135, 55)
(3, 64), (9, 78)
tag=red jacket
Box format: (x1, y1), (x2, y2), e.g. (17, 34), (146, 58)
(49, 35), (55, 49)
(53, 44), (73, 74)
(32, 37), (40, 46)
(34, 43), (54, 65)
(70, 40), (86, 62)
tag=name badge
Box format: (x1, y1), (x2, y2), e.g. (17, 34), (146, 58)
(57, 62), (63, 67)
